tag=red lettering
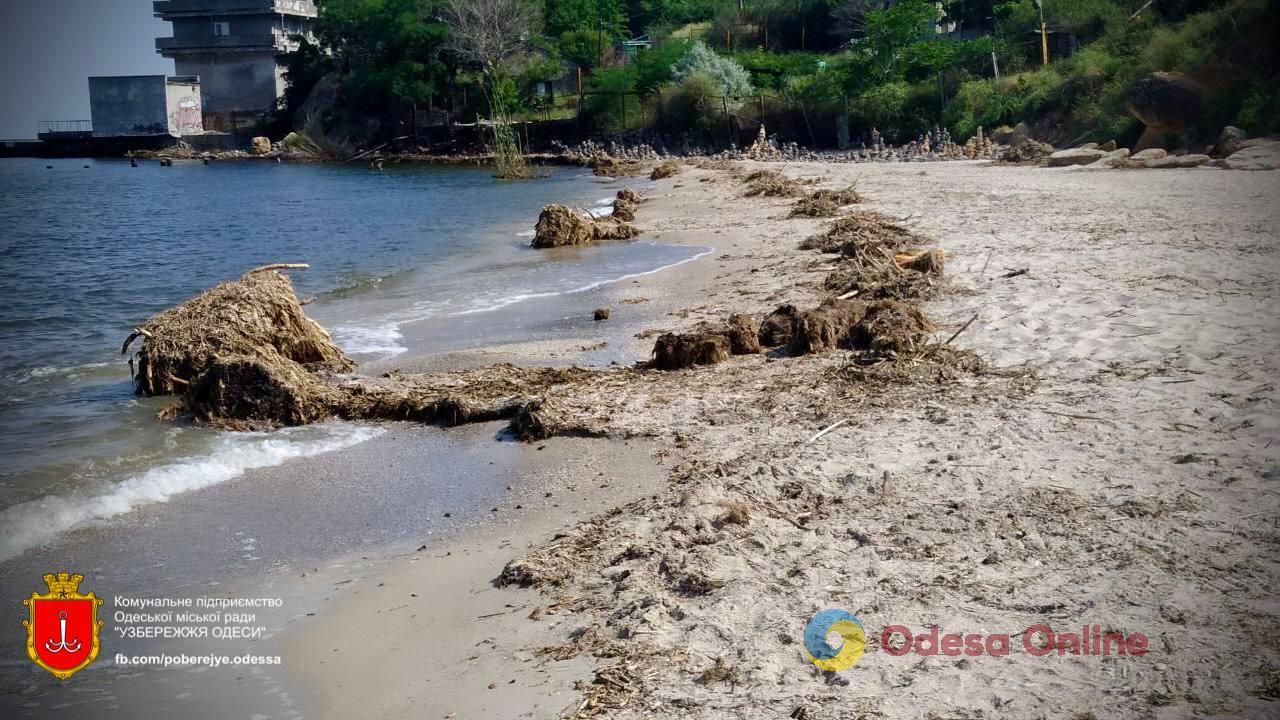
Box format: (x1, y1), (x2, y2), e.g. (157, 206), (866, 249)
(1023, 625), (1053, 657)
(1102, 632), (1125, 655)
(914, 626), (940, 656)
(986, 633), (1011, 657)
(964, 634), (985, 656)
(1126, 633), (1149, 656)
(1056, 632), (1080, 655)
(881, 625), (912, 656)
(941, 633), (963, 656)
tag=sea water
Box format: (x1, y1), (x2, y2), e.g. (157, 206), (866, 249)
(0, 158), (701, 563)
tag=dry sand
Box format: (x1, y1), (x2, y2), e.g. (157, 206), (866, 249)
(287, 159), (1280, 719)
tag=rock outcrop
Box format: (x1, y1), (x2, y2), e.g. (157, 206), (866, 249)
(1047, 148), (1105, 167)
(1212, 126), (1247, 158)
(1214, 139), (1280, 171)
(1126, 72), (1204, 151)
(1144, 154), (1211, 169)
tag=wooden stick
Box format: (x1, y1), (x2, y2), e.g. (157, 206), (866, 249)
(805, 418), (848, 444)
(1041, 409), (1113, 422)
(978, 249), (994, 279)
(247, 263), (310, 274)
(945, 313), (979, 345)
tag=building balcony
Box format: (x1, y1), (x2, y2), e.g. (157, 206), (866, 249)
(156, 31), (303, 55)
(153, 0), (316, 19)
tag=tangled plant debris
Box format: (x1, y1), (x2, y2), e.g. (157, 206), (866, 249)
(122, 264), (353, 397)
(118, 162), (1062, 720)
(531, 195), (641, 249)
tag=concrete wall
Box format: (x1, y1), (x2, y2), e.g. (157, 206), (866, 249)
(171, 14), (279, 38)
(89, 76), (170, 136)
(165, 80), (204, 135)
(174, 53), (280, 113)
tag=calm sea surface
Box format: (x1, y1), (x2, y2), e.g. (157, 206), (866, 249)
(0, 157), (702, 563)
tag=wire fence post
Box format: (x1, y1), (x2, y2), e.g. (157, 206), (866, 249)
(722, 95), (731, 147)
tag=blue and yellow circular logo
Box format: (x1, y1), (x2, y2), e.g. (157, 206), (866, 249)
(803, 609), (866, 671)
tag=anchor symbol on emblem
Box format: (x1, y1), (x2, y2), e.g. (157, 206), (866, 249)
(45, 610), (81, 653)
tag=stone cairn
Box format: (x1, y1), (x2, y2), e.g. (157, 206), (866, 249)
(553, 125), (1004, 166)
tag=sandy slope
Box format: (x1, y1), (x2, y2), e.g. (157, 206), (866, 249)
(290, 160), (1280, 719)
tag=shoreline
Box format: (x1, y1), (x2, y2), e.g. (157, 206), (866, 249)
(286, 159), (1279, 719)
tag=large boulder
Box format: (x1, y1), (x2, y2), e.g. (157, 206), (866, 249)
(1212, 126), (1247, 158)
(1145, 154), (1211, 169)
(250, 136), (272, 155)
(1127, 72), (1204, 151)
(1131, 148), (1168, 161)
(1000, 138), (1055, 165)
(1047, 148), (1105, 167)
(1215, 139), (1280, 170)
(1086, 148), (1131, 169)
(1127, 72), (1203, 132)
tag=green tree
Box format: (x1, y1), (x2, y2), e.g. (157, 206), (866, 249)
(313, 0), (449, 107)
(624, 0), (733, 36)
(544, 0), (626, 38)
(559, 28), (607, 67)
(863, 0), (940, 74)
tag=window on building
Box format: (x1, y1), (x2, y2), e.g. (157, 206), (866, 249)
(213, 21), (231, 36)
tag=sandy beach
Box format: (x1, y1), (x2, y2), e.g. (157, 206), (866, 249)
(277, 159), (1280, 719)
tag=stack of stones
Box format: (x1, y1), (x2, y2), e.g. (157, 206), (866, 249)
(552, 125), (1006, 166)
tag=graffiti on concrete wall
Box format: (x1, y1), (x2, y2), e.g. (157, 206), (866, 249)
(169, 96), (203, 135)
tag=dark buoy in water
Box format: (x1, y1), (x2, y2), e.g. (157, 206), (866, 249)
(46, 165), (53, 169)
(130, 159), (138, 167)
(83, 164), (90, 168)
(202, 157), (210, 165)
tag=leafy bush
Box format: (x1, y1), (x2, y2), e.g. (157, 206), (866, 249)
(1236, 82), (1280, 135)
(851, 81), (909, 130)
(783, 68), (846, 115)
(671, 41), (754, 97)
(658, 71), (725, 135)
(947, 68), (1066, 137)
(633, 41), (694, 96)
(583, 66), (642, 130)
(730, 49), (827, 90)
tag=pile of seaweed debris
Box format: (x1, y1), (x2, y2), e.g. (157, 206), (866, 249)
(802, 210), (948, 301)
(531, 189), (642, 248)
(123, 264), (353, 398)
(122, 265), (607, 433)
(789, 185), (864, 218)
(642, 169), (952, 371)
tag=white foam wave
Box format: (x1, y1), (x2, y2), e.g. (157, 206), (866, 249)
(332, 323), (407, 356)
(450, 246), (715, 317)
(13, 361), (117, 384)
(0, 423), (384, 562)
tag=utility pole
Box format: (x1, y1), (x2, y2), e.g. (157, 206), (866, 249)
(1036, 0), (1049, 66)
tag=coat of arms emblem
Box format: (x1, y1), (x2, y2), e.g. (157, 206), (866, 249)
(23, 573), (104, 679)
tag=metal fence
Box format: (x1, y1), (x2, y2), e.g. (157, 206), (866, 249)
(37, 120), (92, 135)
